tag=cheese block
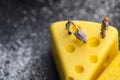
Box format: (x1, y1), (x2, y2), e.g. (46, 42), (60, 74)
(50, 21), (118, 80)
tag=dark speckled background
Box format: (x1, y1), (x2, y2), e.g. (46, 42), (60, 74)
(0, 0), (120, 80)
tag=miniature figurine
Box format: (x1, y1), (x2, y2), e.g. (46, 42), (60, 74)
(73, 28), (87, 43)
(66, 20), (76, 34)
(100, 17), (110, 38)
(66, 20), (87, 43)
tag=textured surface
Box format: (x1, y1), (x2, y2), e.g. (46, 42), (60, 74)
(0, 0), (120, 80)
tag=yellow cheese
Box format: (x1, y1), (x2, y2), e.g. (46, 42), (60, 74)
(50, 21), (118, 80)
(97, 53), (120, 80)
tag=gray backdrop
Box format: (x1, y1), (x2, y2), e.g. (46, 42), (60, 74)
(0, 0), (120, 80)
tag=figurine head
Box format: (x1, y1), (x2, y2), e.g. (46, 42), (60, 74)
(104, 17), (109, 22)
(68, 20), (72, 23)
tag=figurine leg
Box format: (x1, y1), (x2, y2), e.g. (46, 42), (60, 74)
(101, 30), (106, 38)
(68, 31), (72, 34)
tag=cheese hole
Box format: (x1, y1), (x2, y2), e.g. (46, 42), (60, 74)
(89, 55), (98, 63)
(74, 65), (84, 74)
(66, 45), (75, 53)
(88, 37), (100, 47)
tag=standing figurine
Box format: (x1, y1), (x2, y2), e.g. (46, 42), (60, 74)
(100, 17), (110, 38)
(66, 20), (76, 34)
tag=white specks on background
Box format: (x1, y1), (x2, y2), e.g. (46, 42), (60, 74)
(2, 37), (48, 80)
(114, 12), (119, 17)
(41, 6), (53, 17)
(42, 6), (48, 13)
(23, 16), (28, 22)
(58, 13), (63, 19)
(22, 10), (27, 15)
(57, 0), (66, 9)
(74, 0), (81, 7)
(7, 19), (11, 24)
(31, 10), (36, 16)
(94, 14), (99, 19)
(13, 23), (18, 28)
(96, 8), (107, 17)
(30, 17), (36, 23)
(30, 32), (37, 37)
(78, 9), (86, 15)
(109, 13), (114, 18)
(21, 16), (29, 24)
(63, 8), (68, 13)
